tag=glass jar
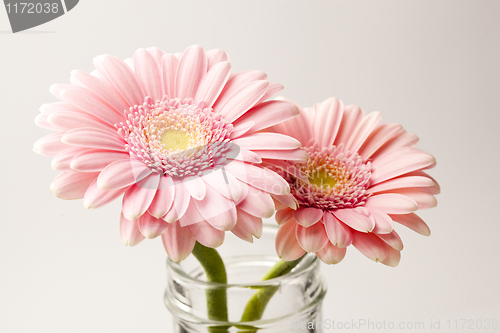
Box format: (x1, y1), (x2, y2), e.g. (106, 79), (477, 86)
(165, 224), (327, 332)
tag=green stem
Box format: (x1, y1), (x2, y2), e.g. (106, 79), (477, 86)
(238, 255), (306, 332)
(191, 242), (229, 333)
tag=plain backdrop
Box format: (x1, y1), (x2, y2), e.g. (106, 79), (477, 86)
(1, 1), (499, 332)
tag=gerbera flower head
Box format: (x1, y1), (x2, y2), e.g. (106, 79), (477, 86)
(272, 97), (439, 267)
(34, 45), (305, 262)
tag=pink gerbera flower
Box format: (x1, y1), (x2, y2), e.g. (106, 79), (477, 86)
(272, 97), (439, 266)
(34, 45), (304, 262)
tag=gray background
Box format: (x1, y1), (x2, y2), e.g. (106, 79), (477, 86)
(1, 1), (499, 332)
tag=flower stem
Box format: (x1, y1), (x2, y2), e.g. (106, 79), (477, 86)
(238, 255), (306, 332)
(191, 242), (229, 333)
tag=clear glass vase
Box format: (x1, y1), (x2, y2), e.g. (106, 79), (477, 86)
(165, 224), (327, 332)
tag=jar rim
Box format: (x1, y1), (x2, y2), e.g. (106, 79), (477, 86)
(166, 224), (321, 288)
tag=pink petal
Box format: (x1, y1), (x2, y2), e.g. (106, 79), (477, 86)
(124, 58), (134, 70)
(146, 47), (165, 67)
(357, 123), (404, 160)
(370, 132), (419, 160)
(332, 207), (375, 232)
(368, 175), (438, 194)
(237, 185), (275, 218)
(256, 82), (283, 104)
(389, 213), (431, 236)
(231, 208), (263, 242)
(134, 48), (164, 102)
(232, 132), (301, 151)
(148, 176), (175, 219)
(381, 246), (401, 267)
(294, 207), (323, 227)
(48, 111), (114, 132)
(234, 100), (299, 133)
(213, 70), (267, 112)
(234, 176), (249, 205)
(60, 86), (123, 125)
(271, 193), (298, 210)
(364, 194), (418, 214)
(378, 230), (403, 251)
(312, 97), (343, 147)
(138, 212), (168, 239)
(206, 49), (229, 69)
(371, 149), (436, 184)
(270, 100), (312, 146)
(175, 45), (207, 100)
(52, 147), (89, 171)
(50, 171), (99, 200)
(38, 102), (85, 132)
(120, 213), (145, 247)
(323, 212), (353, 248)
(223, 141), (254, 163)
(121, 174), (160, 221)
(93, 55), (145, 107)
(201, 168), (242, 202)
(368, 209), (394, 234)
(224, 160), (290, 195)
(89, 68), (104, 79)
(233, 149), (262, 164)
(97, 159), (152, 190)
(205, 206), (237, 232)
(33, 132), (69, 157)
(275, 220), (306, 261)
(351, 231), (388, 263)
(333, 104), (364, 146)
(84, 180), (129, 209)
(254, 149), (309, 162)
(49, 83), (72, 99)
(39, 101), (82, 115)
(296, 222), (329, 253)
(193, 184), (237, 231)
(346, 111), (382, 153)
(182, 176), (206, 201)
(230, 121), (255, 139)
(161, 221), (196, 262)
(161, 54), (179, 98)
(272, 197), (288, 210)
(71, 149), (129, 172)
(62, 127), (125, 151)
(35, 113), (58, 130)
(177, 199), (205, 226)
(219, 80), (269, 123)
(163, 181), (191, 223)
(194, 61), (231, 107)
(316, 242), (347, 265)
(403, 170), (441, 194)
(187, 220), (225, 248)
(386, 188), (437, 209)
(70, 69), (129, 113)
(275, 208), (294, 225)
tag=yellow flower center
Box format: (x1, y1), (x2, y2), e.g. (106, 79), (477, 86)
(160, 129), (192, 151)
(282, 146), (372, 210)
(309, 168), (338, 188)
(118, 97), (234, 178)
